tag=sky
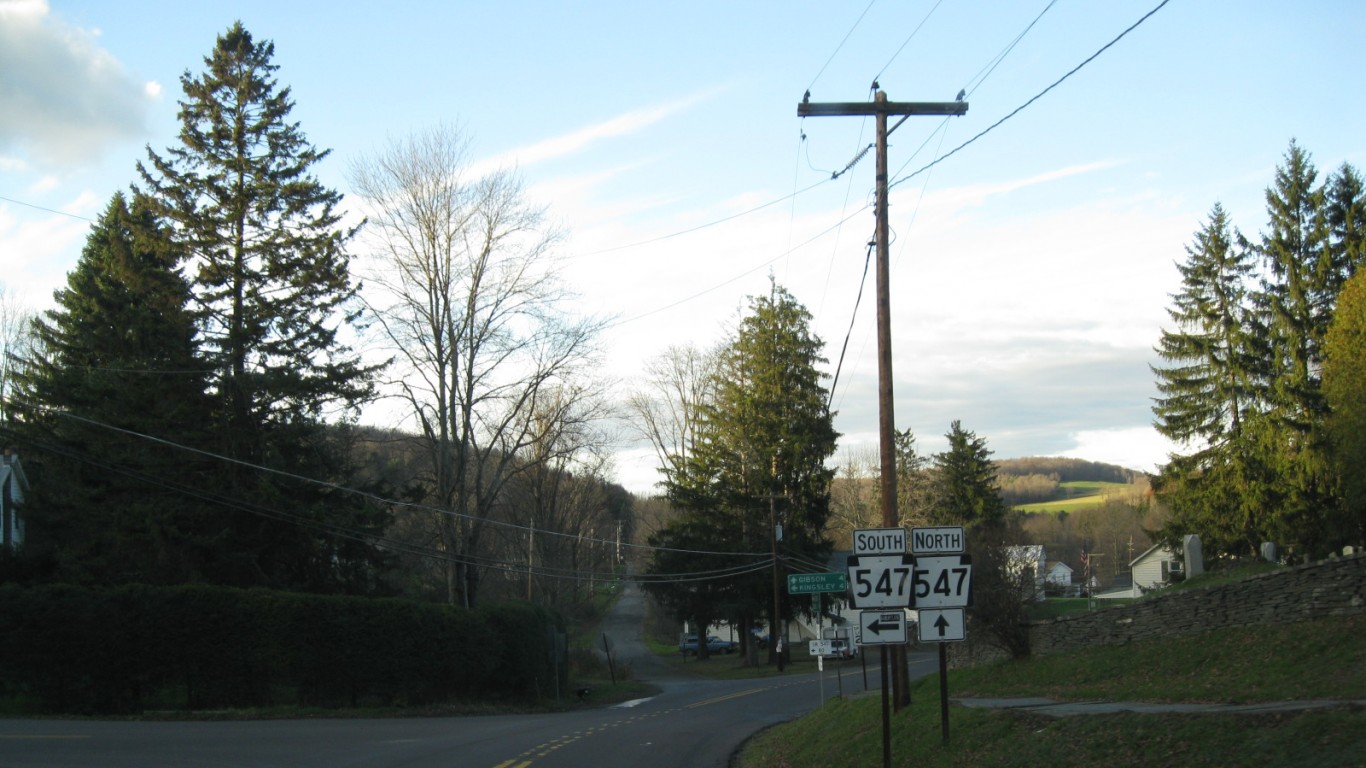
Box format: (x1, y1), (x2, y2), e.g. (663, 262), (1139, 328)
(2, 0), (1364, 494)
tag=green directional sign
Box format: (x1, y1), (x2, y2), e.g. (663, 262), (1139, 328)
(787, 572), (848, 595)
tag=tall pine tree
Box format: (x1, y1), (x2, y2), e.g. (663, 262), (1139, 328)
(1151, 204), (1275, 554)
(651, 281), (837, 665)
(929, 420), (1005, 528)
(137, 23), (386, 592)
(9, 193), (217, 584)
(1152, 142), (1365, 558)
(1253, 142), (1345, 556)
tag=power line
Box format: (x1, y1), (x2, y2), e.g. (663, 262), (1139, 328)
(959, 0), (1058, 100)
(3, 400), (773, 561)
(604, 202), (872, 330)
(0, 194), (95, 222)
(826, 236), (875, 411)
(805, 0), (877, 95)
(871, 0), (947, 84)
(889, 0), (1172, 190)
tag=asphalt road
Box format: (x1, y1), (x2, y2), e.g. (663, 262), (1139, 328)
(0, 584), (935, 768)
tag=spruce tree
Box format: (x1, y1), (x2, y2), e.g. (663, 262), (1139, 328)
(1151, 204), (1275, 554)
(1258, 141), (1331, 428)
(930, 420), (1005, 528)
(1153, 203), (1266, 448)
(1151, 143), (1365, 558)
(137, 22), (385, 591)
(655, 281), (837, 664)
(10, 193), (217, 583)
(1253, 142), (1350, 556)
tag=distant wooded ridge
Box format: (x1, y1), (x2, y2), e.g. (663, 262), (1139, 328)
(995, 457), (1143, 508)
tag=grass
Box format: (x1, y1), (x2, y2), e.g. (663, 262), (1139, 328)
(737, 615), (1366, 768)
(1014, 481), (1136, 513)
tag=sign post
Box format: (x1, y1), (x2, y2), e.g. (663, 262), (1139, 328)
(911, 526), (970, 746)
(849, 528), (914, 768)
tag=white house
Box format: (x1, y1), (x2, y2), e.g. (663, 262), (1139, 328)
(1043, 560), (1074, 594)
(0, 449), (28, 550)
(1130, 543), (1181, 593)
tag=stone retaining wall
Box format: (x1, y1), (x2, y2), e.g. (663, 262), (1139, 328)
(948, 552), (1366, 665)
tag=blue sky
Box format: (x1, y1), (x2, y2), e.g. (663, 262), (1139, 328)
(2, 0), (1363, 492)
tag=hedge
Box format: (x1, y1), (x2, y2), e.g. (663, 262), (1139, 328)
(0, 583), (563, 714)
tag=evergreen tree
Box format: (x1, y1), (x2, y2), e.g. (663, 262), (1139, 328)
(1152, 203), (1267, 449)
(893, 427), (930, 525)
(1323, 269), (1366, 546)
(1151, 204), (1275, 555)
(9, 193), (217, 583)
(653, 281), (838, 664)
(1258, 141), (1331, 428)
(1151, 143), (1365, 558)
(929, 420), (1005, 528)
(1324, 163), (1366, 282)
(1253, 142), (1349, 556)
(136, 23), (385, 591)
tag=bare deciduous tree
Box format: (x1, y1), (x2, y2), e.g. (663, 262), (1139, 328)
(625, 344), (719, 491)
(350, 125), (604, 607)
(0, 284), (35, 425)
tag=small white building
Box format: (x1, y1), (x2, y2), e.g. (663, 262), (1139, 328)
(1, 449), (28, 550)
(1043, 560), (1074, 594)
(1109, 543), (1180, 597)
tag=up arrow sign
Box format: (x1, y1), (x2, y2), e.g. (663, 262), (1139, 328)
(916, 608), (966, 643)
(933, 613), (951, 637)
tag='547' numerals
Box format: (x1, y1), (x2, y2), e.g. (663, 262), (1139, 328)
(915, 566), (969, 599)
(851, 566), (910, 600)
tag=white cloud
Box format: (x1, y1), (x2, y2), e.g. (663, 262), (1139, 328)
(0, 211), (89, 307)
(469, 89), (722, 178)
(0, 0), (151, 167)
(1057, 426), (1177, 474)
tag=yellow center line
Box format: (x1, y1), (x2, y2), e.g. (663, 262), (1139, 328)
(686, 688), (764, 709)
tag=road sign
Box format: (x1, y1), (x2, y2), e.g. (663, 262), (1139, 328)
(853, 527), (906, 556)
(917, 608), (966, 642)
(847, 554), (914, 608)
(859, 610), (908, 645)
(809, 639), (833, 656)
(911, 526), (965, 555)
(912, 554), (973, 609)
(787, 572), (848, 595)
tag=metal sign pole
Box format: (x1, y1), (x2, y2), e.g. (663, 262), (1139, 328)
(939, 642), (950, 745)
(880, 646), (891, 768)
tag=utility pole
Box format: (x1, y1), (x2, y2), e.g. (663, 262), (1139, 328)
(798, 90), (967, 713)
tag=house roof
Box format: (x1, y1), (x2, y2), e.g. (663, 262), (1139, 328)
(0, 455), (28, 505)
(1045, 560), (1073, 573)
(1129, 542), (1174, 568)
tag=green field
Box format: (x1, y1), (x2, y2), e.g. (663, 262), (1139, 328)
(1013, 481), (1136, 513)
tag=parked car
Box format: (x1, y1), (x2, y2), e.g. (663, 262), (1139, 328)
(678, 635), (736, 655)
(828, 638), (857, 660)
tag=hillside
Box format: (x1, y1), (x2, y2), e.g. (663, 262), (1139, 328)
(738, 613), (1366, 767)
(996, 457), (1146, 508)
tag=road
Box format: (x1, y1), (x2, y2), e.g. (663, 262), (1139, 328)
(0, 584), (937, 768)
